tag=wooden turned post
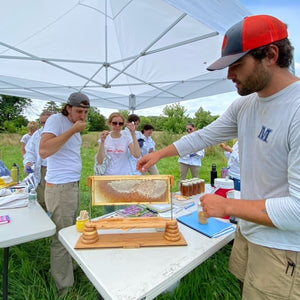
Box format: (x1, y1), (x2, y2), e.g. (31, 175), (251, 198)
(164, 219), (181, 242)
(81, 221), (99, 244)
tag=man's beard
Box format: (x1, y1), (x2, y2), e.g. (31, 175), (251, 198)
(237, 62), (271, 96)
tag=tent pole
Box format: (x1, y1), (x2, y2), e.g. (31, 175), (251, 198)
(129, 94), (136, 113)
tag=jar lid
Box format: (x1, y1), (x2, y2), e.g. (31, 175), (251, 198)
(214, 178), (234, 189)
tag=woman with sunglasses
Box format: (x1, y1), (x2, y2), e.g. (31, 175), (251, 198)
(96, 112), (141, 175)
(178, 123), (205, 180)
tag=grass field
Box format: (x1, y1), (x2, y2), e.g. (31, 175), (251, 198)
(0, 132), (241, 300)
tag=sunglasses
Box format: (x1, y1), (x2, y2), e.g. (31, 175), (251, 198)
(112, 121), (124, 126)
(186, 128), (193, 132)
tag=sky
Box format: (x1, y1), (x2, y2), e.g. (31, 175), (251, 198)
(134, 0), (300, 118)
(24, 0), (300, 120)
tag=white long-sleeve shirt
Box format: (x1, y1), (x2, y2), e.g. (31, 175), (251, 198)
(141, 135), (156, 157)
(224, 141), (240, 180)
(174, 81), (300, 251)
(23, 127), (47, 188)
(178, 149), (205, 167)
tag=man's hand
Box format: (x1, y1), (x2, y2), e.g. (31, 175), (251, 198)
(24, 162), (33, 174)
(73, 120), (88, 133)
(137, 144), (179, 172)
(200, 193), (229, 218)
(220, 143), (233, 152)
(137, 152), (159, 172)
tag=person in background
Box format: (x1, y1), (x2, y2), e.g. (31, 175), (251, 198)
(23, 110), (52, 210)
(96, 112), (141, 175)
(141, 124), (159, 175)
(39, 92), (90, 297)
(20, 121), (39, 156)
(0, 149), (11, 177)
(220, 141), (240, 191)
(137, 15), (300, 299)
(178, 123), (205, 180)
(122, 114), (144, 175)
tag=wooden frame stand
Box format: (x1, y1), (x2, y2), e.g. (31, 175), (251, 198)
(75, 217), (187, 249)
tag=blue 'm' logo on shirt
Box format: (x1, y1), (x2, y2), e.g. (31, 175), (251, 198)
(258, 126), (272, 142)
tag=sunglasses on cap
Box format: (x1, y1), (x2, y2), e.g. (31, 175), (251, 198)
(112, 121), (124, 126)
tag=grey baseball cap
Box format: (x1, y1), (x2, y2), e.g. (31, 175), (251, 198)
(67, 92), (90, 108)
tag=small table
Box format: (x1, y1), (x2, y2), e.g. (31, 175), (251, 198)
(0, 203), (56, 300)
(59, 217), (234, 299)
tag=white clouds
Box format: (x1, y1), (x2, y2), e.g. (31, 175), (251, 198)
(134, 91), (238, 118)
(294, 62), (300, 74)
(22, 99), (46, 121)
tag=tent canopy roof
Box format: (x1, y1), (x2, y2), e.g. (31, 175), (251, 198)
(0, 0), (250, 110)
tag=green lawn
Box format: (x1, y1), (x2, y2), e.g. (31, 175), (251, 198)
(0, 133), (241, 300)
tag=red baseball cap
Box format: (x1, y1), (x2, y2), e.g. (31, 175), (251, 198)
(207, 15), (288, 71)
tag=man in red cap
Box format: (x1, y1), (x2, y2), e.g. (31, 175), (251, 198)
(137, 15), (300, 299)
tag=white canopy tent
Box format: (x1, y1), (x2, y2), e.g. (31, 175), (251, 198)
(0, 0), (250, 111)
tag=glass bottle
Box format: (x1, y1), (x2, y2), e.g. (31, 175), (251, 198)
(210, 164), (218, 187)
(28, 189), (37, 208)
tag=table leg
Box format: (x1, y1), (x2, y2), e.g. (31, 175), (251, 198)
(3, 247), (9, 300)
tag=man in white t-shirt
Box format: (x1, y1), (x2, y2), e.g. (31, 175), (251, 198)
(40, 92), (90, 297)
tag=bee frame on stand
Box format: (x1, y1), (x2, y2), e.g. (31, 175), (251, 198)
(75, 175), (187, 249)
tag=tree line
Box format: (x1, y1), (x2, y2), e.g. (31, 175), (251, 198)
(0, 95), (219, 134)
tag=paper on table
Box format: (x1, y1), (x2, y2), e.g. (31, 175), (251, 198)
(177, 211), (235, 238)
(145, 204), (172, 213)
(158, 206), (184, 218)
(0, 193), (28, 209)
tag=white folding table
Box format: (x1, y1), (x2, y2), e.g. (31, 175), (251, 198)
(59, 217), (234, 300)
(0, 203), (56, 300)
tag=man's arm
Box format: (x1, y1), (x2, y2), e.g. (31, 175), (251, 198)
(23, 132), (38, 172)
(39, 120), (86, 159)
(137, 144), (179, 172)
(200, 194), (275, 227)
(220, 143), (233, 152)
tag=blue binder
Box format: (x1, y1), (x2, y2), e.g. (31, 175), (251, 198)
(177, 211), (235, 238)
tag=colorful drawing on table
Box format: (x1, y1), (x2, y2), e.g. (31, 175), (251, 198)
(0, 215), (10, 224)
(117, 205), (157, 218)
(177, 211), (235, 238)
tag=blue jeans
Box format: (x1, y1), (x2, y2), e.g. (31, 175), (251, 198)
(230, 176), (241, 191)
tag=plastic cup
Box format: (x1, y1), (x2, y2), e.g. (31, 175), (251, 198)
(198, 211), (208, 224)
(76, 217), (89, 232)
